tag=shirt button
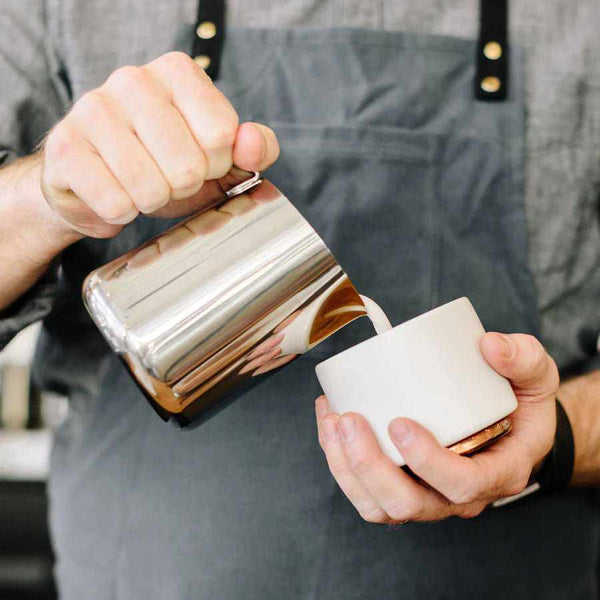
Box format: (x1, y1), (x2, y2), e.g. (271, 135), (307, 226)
(194, 55), (211, 69)
(483, 41), (503, 60)
(480, 76), (501, 93)
(196, 21), (217, 40)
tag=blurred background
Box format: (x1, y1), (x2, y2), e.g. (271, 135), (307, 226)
(0, 323), (67, 599)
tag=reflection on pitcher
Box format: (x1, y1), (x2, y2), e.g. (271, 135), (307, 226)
(239, 277), (367, 378)
(239, 311), (301, 377)
(125, 193), (256, 270)
(83, 177), (368, 425)
(109, 179), (282, 278)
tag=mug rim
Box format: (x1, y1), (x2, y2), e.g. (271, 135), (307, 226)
(315, 295), (472, 373)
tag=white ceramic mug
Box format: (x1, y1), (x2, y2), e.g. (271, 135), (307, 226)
(315, 297), (517, 466)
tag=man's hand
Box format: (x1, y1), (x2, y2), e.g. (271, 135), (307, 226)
(41, 51), (279, 238)
(315, 332), (559, 523)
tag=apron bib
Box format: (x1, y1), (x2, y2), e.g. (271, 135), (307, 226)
(216, 27), (540, 354)
(44, 24), (600, 600)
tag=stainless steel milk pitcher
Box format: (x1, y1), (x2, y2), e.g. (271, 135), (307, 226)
(82, 170), (367, 425)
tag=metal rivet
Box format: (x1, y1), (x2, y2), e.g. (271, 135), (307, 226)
(481, 76), (501, 93)
(193, 55), (211, 70)
(196, 21), (217, 40)
(483, 41), (503, 60)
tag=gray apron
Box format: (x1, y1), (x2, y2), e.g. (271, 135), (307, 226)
(41, 28), (600, 600)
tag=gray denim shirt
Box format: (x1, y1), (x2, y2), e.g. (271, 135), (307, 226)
(2, 0), (600, 365)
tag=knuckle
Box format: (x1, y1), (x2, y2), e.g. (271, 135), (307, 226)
(106, 65), (146, 92)
(359, 506), (388, 524)
(72, 90), (111, 123)
(347, 453), (375, 478)
(325, 455), (347, 477)
(510, 334), (559, 397)
(323, 462), (347, 481)
(448, 480), (481, 505)
(319, 415), (337, 447)
(529, 338), (548, 371)
(203, 111), (239, 150)
(134, 194), (169, 214)
(44, 126), (75, 163)
(519, 334), (550, 376)
(386, 499), (420, 523)
(408, 447), (436, 473)
(504, 469), (530, 498)
(97, 198), (133, 222)
(132, 180), (171, 213)
(458, 503), (486, 520)
(168, 162), (206, 194)
(159, 51), (194, 70)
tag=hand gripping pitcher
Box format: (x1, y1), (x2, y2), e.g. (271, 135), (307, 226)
(82, 171), (368, 426)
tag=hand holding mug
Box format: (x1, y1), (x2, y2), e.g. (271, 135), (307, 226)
(315, 328), (558, 523)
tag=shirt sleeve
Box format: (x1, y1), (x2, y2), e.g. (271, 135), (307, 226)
(0, 0), (70, 349)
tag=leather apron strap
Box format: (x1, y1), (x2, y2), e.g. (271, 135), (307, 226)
(191, 0), (510, 96)
(476, 0), (509, 100)
(191, 0), (226, 79)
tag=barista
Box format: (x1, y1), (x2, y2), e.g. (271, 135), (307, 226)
(1, 0), (600, 598)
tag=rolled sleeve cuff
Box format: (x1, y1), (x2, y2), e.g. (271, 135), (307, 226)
(0, 263), (59, 350)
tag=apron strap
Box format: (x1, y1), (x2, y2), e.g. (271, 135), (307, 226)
(190, 0), (509, 97)
(475, 0), (509, 100)
(191, 0), (226, 80)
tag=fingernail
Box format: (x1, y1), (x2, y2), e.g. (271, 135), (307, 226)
(390, 421), (412, 448)
(322, 418), (338, 442)
(338, 415), (356, 443)
(497, 334), (515, 360)
(315, 397), (327, 420)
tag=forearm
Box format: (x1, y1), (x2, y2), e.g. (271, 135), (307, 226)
(559, 369), (600, 486)
(0, 154), (82, 310)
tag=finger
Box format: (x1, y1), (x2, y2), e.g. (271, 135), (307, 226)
(388, 417), (530, 505)
(69, 90), (172, 213)
(239, 346), (281, 374)
(338, 413), (453, 521)
(480, 332), (559, 397)
(233, 122), (280, 172)
(315, 403), (388, 523)
(43, 126), (137, 231)
(454, 500), (488, 520)
(315, 395), (331, 421)
(102, 67), (208, 202)
(247, 333), (284, 360)
(149, 167), (265, 220)
(145, 52), (239, 180)
(251, 353), (295, 376)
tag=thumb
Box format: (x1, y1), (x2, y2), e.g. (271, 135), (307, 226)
(480, 332), (559, 398)
(233, 122), (280, 172)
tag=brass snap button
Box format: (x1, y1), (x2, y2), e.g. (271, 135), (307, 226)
(480, 76), (501, 93)
(483, 41), (503, 60)
(196, 21), (217, 40)
(193, 55), (211, 69)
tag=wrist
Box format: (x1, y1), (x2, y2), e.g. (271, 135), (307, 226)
(559, 372), (600, 486)
(492, 398), (573, 508)
(532, 399), (574, 491)
(8, 154), (83, 263)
